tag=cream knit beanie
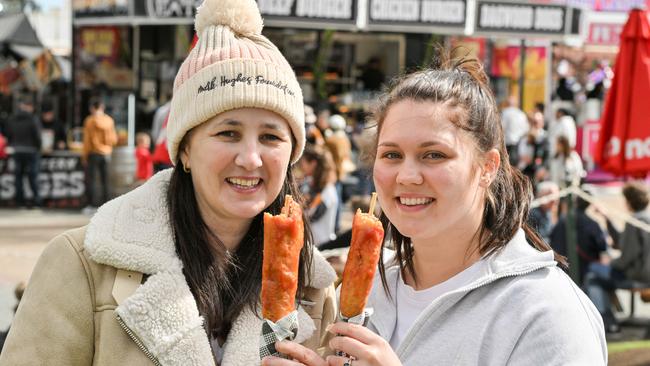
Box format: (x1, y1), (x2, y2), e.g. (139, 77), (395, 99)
(167, 0), (305, 165)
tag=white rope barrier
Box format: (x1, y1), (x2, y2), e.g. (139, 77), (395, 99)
(530, 184), (650, 234)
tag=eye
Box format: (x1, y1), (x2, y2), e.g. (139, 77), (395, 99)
(215, 130), (239, 139)
(261, 133), (283, 142)
(381, 151), (402, 160)
(423, 151), (446, 160)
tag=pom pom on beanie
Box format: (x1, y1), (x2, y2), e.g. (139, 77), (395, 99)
(195, 0), (264, 36)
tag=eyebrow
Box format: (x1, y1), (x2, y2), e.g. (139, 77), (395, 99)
(378, 141), (444, 148)
(217, 119), (284, 131)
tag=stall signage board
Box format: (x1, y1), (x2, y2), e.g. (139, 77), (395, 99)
(587, 23), (623, 45)
(476, 1), (568, 36)
(257, 0), (358, 28)
(367, 0), (466, 31)
(0, 154), (86, 208)
(73, 0), (129, 17)
(144, 0), (202, 18)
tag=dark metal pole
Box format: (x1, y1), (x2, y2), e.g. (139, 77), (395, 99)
(566, 193), (580, 283)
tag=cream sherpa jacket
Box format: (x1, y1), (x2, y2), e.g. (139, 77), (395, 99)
(0, 170), (338, 366)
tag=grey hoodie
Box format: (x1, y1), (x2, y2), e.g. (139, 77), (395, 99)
(366, 229), (607, 365)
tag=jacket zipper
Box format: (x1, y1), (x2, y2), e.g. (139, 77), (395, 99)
(116, 314), (163, 366)
(397, 262), (554, 357)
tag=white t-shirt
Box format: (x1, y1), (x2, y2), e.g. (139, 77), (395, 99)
(501, 107), (529, 146)
(309, 183), (339, 246)
(389, 260), (487, 349)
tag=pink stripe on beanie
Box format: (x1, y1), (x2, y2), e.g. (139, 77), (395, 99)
(167, 0), (305, 165)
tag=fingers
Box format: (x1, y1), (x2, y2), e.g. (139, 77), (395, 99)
(325, 355), (352, 366)
(327, 322), (380, 345)
(261, 355), (305, 366)
(272, 341), (328, 366)
(329, 333), (371, 360)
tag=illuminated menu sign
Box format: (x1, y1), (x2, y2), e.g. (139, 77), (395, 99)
(476, 1), (569, 35)
(257, 0), (358, 29)
(367, 0), (467, 33)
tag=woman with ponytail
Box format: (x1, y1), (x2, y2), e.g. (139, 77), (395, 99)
(264, 51), (606, 366)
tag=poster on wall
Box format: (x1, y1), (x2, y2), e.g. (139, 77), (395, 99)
(491, 45), (547, 112)
(76, 26), (133, 90)
(73, 0), (129, 17)
(367, 0), (467, 33)
(0, 154), (86, 209)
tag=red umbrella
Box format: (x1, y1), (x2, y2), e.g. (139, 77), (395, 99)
(595, 8), (650, 176)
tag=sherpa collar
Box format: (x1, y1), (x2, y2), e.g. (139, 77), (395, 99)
(85, 169), (336, 366)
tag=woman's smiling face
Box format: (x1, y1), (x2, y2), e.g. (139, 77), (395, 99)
(181, 108), (293, 224)
(373, 99), (488, 242)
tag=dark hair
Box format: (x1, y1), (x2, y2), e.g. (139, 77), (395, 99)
(623, 181), (650, 212)
(555, 135), (571, 158)
(370, 48), (567, 290)
(90, 98), (104, 110)
(301, 144), (336, 193)
(167, 160), (313, 340)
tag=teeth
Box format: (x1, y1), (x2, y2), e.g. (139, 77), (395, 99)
(399, 197), (433, 206)
(227, 178), (260, 187)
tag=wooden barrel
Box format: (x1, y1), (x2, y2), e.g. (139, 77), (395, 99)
(109, 146), (137, 198)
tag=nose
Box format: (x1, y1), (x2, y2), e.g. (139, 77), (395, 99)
(396, 160), (423, 186)
(234, 140), (263, 171)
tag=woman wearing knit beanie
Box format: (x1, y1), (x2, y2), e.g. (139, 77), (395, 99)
(0, 1), (337, 365)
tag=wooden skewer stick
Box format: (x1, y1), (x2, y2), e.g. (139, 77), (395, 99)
(368, 192), (378, 217)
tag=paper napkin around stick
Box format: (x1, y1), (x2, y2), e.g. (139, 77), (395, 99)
(335, 308), (374, 357)
(259, 310), (299, 359)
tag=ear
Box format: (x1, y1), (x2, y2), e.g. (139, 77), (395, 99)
(479, 149), (500, 188)
(179, 142), (190, 169)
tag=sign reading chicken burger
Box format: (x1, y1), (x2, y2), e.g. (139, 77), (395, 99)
(366, 0), (467, 34)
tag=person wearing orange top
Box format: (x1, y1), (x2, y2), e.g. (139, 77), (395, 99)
(82, 98), (117, 210)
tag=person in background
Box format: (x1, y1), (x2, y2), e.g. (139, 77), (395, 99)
(528, 181), (559, 244)
(40, 102), (66, 152)
(5, 96), (42, 208)
(305, 105), (325, 146)
(265, 50), (606, 366)
(548, 108), (576, 158)
(360, 56), (386, 91)
(150, 94), (172, 144)
(500, 95), (529, 166)
(325, 114), (355, 233)
(548, 135), (584, 188)
(517, 105), (548, 184)
(298, 144), (339, 247)
(550, 194), (608, 286)
(585, 182), (650, 334)
(135, 132), (153, 183)
(81, 98), (117, 212)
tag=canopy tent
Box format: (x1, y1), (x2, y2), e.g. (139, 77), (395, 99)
(0, 13), (42, 47)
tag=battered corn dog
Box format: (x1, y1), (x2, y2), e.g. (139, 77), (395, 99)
(261, 195), (305, 322)
(340, 193), (384, 318)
